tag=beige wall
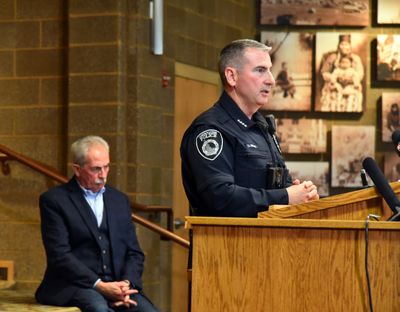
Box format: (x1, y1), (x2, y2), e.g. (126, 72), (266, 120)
(0, 0), (398, 311)
(0, 0), (68, 299)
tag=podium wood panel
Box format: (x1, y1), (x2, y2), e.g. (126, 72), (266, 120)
(187, 217), (400, 312)
(259, 182), (400, 220)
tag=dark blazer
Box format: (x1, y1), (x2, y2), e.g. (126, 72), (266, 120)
(35, 177), (145, 306)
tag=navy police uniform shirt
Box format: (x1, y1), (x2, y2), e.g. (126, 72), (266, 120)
(180, 91), (292, 217)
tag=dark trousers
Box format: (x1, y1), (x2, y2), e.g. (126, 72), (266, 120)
(69, 288), (159, 312)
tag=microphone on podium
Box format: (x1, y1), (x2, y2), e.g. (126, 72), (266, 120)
(362, 157), (400, 221)
(391, 129), (400, 157)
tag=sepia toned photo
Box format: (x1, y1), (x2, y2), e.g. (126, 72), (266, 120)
(384, 152), (400, 182)
(376, 35), (400, 82)
(331, 126), (375, 187)
(275, 118), (326, 153)
(286, 161), (330, 197)
(381, 92), (400, 142)
(260, 32), (313, 111)
(260, 0), (369, 26)
(315, 33), (368, 113)
(377, 0), (400, 24)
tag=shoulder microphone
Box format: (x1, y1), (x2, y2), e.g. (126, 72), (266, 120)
(265, 114), (282, 154)
(265, 114), (276, 135)
(362, 157), (400, 221)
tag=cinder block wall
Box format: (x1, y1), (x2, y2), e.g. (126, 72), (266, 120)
(0, 0), (68, 293)
(0, 1), (256, 311)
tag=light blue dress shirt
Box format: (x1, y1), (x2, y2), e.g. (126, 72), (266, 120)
(81, 186), (106, 227)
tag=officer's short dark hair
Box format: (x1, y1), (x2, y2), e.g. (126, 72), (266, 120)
(218, 39), (272, 86)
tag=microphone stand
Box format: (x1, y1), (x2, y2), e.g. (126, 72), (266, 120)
(360, 169), (369, 188)
(388, 207), (400, 221)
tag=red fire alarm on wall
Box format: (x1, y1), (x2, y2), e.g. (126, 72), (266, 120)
(162, 70), (171, 88)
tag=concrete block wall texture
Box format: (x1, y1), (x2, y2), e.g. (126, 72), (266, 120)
(0, 0), (67, 294)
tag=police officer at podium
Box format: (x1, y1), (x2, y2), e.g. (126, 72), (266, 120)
(180, 39), (319, 217)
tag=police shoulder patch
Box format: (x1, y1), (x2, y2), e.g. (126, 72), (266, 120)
(195, 129), (223, 161)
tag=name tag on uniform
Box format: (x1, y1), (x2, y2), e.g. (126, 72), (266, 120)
(246, 143), (258, 149)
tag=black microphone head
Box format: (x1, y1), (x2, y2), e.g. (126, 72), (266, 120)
(391, 129), (400, 156)
(362, 156), (400, 215)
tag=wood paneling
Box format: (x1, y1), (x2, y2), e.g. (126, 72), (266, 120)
(187, 218), (400, 312)
(172, 72), (219, 312)
(259, 181), (400, 220)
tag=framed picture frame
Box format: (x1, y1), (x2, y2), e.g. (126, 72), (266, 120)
(331, 125), (375, 187)
(383, 152), (400, 182)
(286, 161), (330, 197)
(376, 35), (400, 82)
(275, 118), (326, 153)
(381, 92), (400, 142)
(315, 32), (368, 113)
(377, 0), (400, 25)
(259, 0), (369, 26)
(260, 32), (313, 111)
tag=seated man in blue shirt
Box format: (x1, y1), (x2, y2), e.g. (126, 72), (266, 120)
(36, 135), (159, 312)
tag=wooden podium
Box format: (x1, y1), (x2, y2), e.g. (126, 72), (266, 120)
(186, 183), (400, 312)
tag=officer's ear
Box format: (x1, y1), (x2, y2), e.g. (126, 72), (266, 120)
(225, 67), (237, 87)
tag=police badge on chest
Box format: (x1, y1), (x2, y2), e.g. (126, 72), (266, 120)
(196, 129), (223, 161)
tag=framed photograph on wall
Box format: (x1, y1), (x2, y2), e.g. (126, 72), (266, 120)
(315, 32), (368, 113)
(286, 161), (330, 197)
(383, 152), (400, 182)
(377, 0), (400, 24)
(331, 125), (375, 187)
(275, 118), (326, 153)
(260, 32), (313, 112)
(376, 35), (400, 82)
(381, 92), (400, 142)
(259, 0), (369, 26)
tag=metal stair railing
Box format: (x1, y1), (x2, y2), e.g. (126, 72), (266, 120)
(0, 143), (189, 249)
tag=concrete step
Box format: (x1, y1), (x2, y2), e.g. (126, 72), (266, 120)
(0, 290), (80, 311)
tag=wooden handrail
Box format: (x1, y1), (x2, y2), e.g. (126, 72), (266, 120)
(0, 154), (11, 175)
(0, 146), (67, 183)
(133, 214), (190, 248)
(0, 143), (189, 249)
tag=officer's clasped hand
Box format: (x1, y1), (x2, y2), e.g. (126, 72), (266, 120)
(287, 180), (319, 205)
